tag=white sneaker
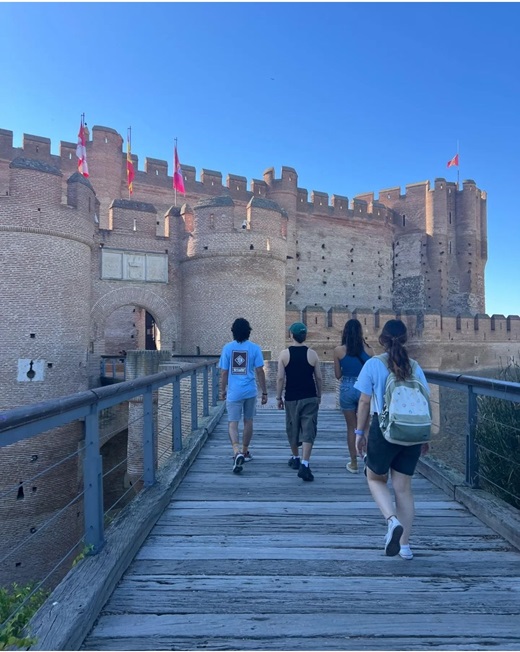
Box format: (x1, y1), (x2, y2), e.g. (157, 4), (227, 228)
(384, 518), (403, 556)
(346, 461), (359, 474)
(399, 545), (413, 560)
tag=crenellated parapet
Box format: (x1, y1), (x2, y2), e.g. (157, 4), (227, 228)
(0, 124), (494, 320)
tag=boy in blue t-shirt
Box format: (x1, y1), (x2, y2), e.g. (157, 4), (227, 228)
(219, 318), (268, 473)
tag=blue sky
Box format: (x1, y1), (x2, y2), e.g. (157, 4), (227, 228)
(1, 2), (519, 317)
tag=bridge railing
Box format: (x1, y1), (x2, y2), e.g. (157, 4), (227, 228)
(0, 360), (220, 636)
(1, 365), (519, 642)
(424, 369), (520, 508)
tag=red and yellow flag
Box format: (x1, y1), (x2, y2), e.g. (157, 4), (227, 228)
(447, 153), (459, 168)
(126, 134), (135, 196)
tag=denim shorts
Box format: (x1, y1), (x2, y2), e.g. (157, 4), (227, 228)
(226, 396), (257, 422)
(339, 377), (361, 411)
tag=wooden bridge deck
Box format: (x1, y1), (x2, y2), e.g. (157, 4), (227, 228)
(82, 409), (520, 651)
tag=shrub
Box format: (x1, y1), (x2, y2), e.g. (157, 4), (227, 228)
(0, 583), (48, 650)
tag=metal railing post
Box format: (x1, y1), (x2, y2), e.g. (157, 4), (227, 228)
(466, 385), (479, 488)
(203, 366), (209, 417)
(191, 370), (198, 432)
(83, 406), (104, 553)
(212, 364), (219, 406)
(172, 376), (182, 451)
(143, 387), (156, 487)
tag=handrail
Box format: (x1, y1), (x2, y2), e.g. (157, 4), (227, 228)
(425, 370), (520, 402)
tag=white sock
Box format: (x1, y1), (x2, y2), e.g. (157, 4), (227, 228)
(301, 460), (309, 467)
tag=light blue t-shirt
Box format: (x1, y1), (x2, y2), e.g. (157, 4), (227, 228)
(354, 353), (429, 414)
(219, 340), (264, 401)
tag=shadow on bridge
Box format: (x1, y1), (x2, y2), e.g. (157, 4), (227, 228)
(77, 408), (520, 651)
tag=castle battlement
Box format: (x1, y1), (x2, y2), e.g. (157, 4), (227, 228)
(0, 127), (486, 235)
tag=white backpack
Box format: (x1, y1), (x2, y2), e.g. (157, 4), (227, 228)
(374, 355), (432, 446)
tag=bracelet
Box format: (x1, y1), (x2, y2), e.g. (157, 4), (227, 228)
(354, 429), (365, 436)
(276, 397), (283, 401)
(262, 393), (268, 396)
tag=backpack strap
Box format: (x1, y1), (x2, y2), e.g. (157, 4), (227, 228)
(372, 354), (388, 414)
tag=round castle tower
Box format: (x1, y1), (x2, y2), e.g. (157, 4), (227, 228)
(180, 194), (288, 357)
(0, 159), (96, 584)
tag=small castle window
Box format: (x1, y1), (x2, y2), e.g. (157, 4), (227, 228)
(449, 212), (452, 224)
(156, 170), (159, 176)
(402, 215), (406, 227)
(105, 137), (108, 144)
(69, 153), (72, 159)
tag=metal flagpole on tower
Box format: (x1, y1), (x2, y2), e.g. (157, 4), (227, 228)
(174, 138), (177, 207)
(457, 140), (460, 188)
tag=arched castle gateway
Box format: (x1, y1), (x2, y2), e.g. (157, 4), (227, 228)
(0, 124), (518, 584)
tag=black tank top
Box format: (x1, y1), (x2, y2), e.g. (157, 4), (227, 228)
(284, 346), (317, 401)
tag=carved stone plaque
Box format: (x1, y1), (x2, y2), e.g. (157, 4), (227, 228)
(101, 250), (123, 279)
(124, 253), (146, 281)
(101, 249), (168, 283)
(146, 254), (168, 282)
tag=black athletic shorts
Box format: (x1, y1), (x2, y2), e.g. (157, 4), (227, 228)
(365, 414), (422, 477)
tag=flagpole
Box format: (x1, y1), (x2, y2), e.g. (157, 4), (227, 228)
(174, 138), (177, 207)
(128, 127), (131, 200)
(457, 140), (460, 188)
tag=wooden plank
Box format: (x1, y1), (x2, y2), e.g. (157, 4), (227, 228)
(84, 612), (520, 639)
(125, 557), (520, 578)
(82, 635), (520, 651)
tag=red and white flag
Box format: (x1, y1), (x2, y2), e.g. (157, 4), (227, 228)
(447, 153), (459, 168)
(173, 144), (185, 194)
(76, 117), (89, 177)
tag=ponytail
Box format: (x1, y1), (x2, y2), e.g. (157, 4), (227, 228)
(379, 320), (411, 381)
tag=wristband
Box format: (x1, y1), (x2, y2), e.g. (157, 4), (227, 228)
(354, 429), (365, 436)
(262, 393), (268, 396)
(276, 397), (283, 401)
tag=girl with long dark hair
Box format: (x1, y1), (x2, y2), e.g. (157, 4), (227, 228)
(354, 319), (430, 560)
(333, 319), (371, 473)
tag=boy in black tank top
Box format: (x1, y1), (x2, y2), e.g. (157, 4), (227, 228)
(276, 322), (322, 481)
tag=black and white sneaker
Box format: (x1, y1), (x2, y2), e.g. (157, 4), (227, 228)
(288, 456), (300, 470)
(233, 453), (245, 474)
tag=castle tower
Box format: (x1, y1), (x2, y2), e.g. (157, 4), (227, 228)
(180, 195), (287, 357)
(453, 180), (487, 314)
(85, 126), (124, 229)
(0, 159), (96, 584)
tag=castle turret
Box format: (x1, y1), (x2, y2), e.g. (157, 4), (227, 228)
(180, 195), (287, 356)
(453, 180), (486, 314)
(86, 126), (124, 229)
(0, 159), (95, 584)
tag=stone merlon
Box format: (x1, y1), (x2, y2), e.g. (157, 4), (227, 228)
(195, 195), (235, 209)
(109, 199), (157, 213)
(10, 157), (62, 177)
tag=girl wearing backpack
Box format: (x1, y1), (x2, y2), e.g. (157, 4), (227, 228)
(333, 319), (371, 473)
(353, 319), (430, 560)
